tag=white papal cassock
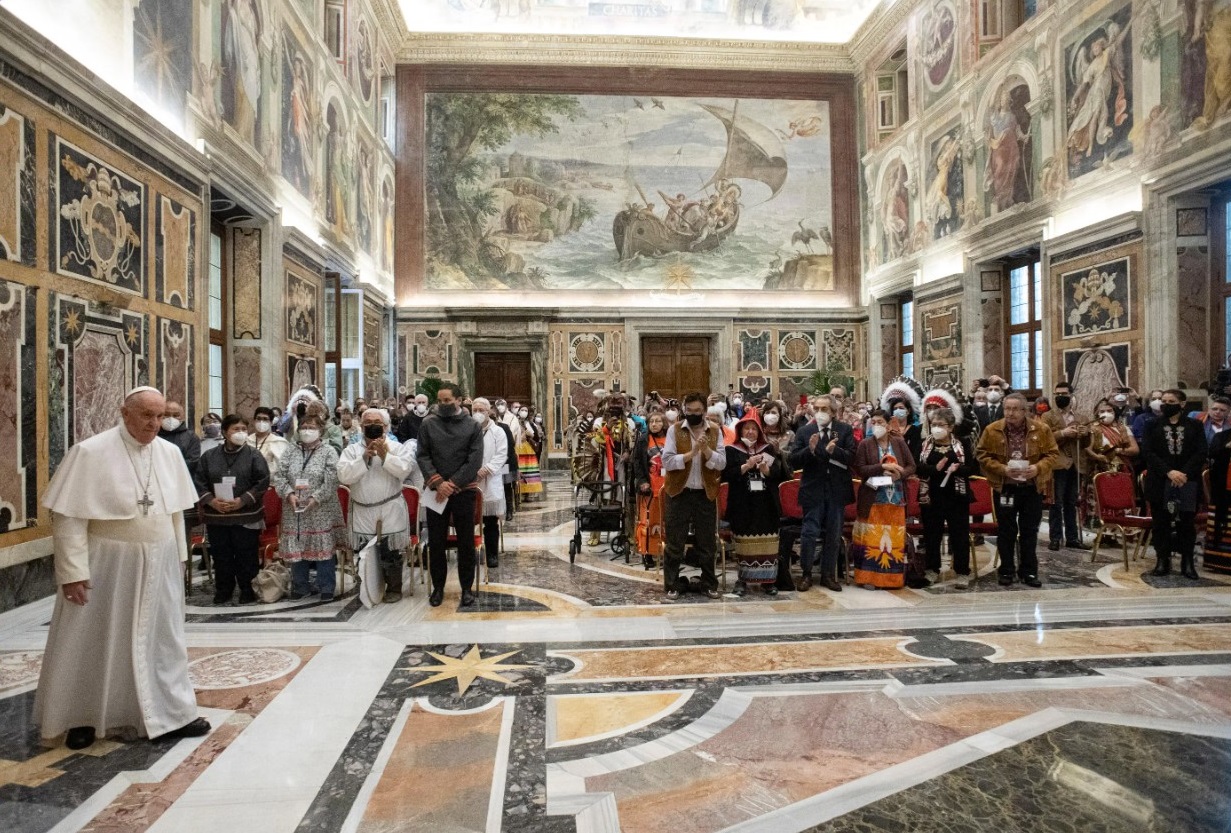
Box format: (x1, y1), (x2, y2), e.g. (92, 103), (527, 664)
(35, 425), (201, 740)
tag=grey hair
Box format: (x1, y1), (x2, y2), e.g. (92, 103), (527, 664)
(362, 407), (391, 428)
(930, 407), (956, 426)
(473, 397), (491, 409)
(1003, 392), (1029, 407)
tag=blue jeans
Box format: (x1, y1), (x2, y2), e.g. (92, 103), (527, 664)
(291, 557), (336, 597)
(799, 492), (845, 579)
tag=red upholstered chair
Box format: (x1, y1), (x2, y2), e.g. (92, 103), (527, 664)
(839, 478), (861, 584)
(258, 488), (282, 564)
(1092, 471), (1153, 571)
(967, 477), (999, 577)
(336, 486), (355, 595)
(904, 477), (924, 535)
(778, 478), (803, 524)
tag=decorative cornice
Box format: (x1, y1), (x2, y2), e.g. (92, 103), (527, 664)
(849, 0), (923, 69)
(397, 32), (854, 74)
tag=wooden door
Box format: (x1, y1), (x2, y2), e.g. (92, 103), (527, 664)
(641, 337), (710, 401)
(474, 352), (532, 405)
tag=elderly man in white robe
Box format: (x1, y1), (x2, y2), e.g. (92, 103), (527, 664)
(472, 398), (508, 570)
(336, 407), (417, 602)
(36, 386), (210, 750)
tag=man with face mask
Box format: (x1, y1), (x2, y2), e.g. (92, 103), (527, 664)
(416, 384), (485, 607)
(1041, 381), (1090, 551)
(158, 400), (201, 479)
(395, 393), (431, 444)
(660, 392), (727, 600)
(1141, 389), (1208, 579)
(199, 413), (224, 455)
(974, 378), (1008, 430)
(337, 408), (418, 603)
(502, 400), (524, 446)
(788, 394), (856, 591)
(471, 398), (508, 569)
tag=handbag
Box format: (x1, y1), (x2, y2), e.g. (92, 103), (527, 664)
(252, 560), (290, 603)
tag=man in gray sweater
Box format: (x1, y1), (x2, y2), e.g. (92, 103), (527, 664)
(416, 383), (485, 607)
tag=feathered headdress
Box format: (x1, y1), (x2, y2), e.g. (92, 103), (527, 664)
(880, 375), (924, 415)
(921, 382), (966, 425)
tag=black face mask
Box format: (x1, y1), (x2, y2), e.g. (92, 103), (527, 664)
(1160, 403), (1183, 419)
(684, 412), (704, 427)
(1054, 395), (1071, 409)
(363, 423), (384, 440)
(438, 403), (458, 417)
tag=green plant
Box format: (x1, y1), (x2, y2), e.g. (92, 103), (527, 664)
(802, 359), (861, 397)
(416, 376), (443, 401)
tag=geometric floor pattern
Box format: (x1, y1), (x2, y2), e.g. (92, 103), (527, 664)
(4, 472), (1231, 832)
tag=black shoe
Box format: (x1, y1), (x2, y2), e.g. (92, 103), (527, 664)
(212, 597), (232, 606)
(289, 592), (306, 601)
(1048, 541), (1061, 551)
(156, 717), (211, 741)
(821, 577), (843, 592)
(1181, 555), (1199, 581)
(766, 586), (779, 596)
(998, 574), (1014, 586)
(65, 726), (95, 750)
(237, 596), (260, 606)
(1021, 575), (1042, 588)
(382, 590), (402, 603)
(1066, 541), (1091, 551)
(429, 587), (444, 607)
(732, 581), (747, 597)
(486, 556), (499, 569)
(1152, 557), (1171, 577)
(460, 590), (476, 607)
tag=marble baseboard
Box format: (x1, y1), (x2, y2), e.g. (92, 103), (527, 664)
(0, 555), (53, 615)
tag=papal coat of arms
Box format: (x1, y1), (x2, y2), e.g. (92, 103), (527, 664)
(58, 147), (143, 291)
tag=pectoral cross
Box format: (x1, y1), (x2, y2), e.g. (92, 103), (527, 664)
(137, 493), (154, 516)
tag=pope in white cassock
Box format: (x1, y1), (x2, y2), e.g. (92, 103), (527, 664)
(35, 387), (210, 750)
(336, 408), (418, 603)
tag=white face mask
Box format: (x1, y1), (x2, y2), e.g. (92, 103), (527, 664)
(414, 404), (428, 416)
(254, 420), (271, 434)
(1113, 394), (1127, 404)
(533, 415), (543, 423)
(299, 429), (320, 444)
(872, 424), (888, 439)
(473, 411), (488, 425)
(665, 410), (679, 423)
(1098, 412), (1116, 424)
(986, 390), (1003, 404)
(716, 402), (727, 413)
(930, 426), (949, 440)
(229, 431), (249, 446)
(496, 405), (507, 414)
(892, 408), (908, 420)
(518, 409), (528, 419)
(816, 412), (833, 426)
(763, 412), (780, 427)
(161, 417), (181, 432)
(732, 398), (742, 407)
(593, 417), (604, 429)
(1149, 398), (1163, 414)
(742, 436), (756, 447)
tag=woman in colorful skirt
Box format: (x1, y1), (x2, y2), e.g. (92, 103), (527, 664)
(271, 414), (345, 600)
(633, 411), (669, 566)
(722, 411), (789, 596)
(851, 409), (916, 590)
(1204, 427), (1231, 574)
(516, 408), (545, 503)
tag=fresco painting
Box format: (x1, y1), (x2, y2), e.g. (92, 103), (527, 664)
(1064, 4), (1134, 180)
(281, 30), (315, 197)
(984, 76), (1033, 216)
(424, 93), (834, 292)
(218, 0), (263, 145)
(1181, 0), (1231, 132)
(926, 128), (963, 239)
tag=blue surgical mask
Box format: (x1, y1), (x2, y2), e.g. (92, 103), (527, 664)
(892, 408), (907, 420)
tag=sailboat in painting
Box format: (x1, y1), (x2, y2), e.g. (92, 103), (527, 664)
(612, 101), (787, 262)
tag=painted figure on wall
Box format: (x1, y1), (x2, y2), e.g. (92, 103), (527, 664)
(1065, 7), (1134, 179)
(354, 16), (376, 104)
(1183, 0), (1231, 131)
(984, 78), (1032, 215)
(281, 35), (314, 196)
(880, 159), (909, 261)
(1068, 343), (1129, 419)
(920, 0), (957, 93)
(357, 144), (374, 254)
(381, 178), (394, 273)
(926, 130), (963, 239)
(220, 0), (262, 145)
(324, 101), (350, 234)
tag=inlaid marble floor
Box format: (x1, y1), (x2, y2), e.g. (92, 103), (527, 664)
(4, 472), (1231, 832)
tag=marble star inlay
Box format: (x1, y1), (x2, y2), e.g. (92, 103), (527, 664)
(405, 645), (530, 696)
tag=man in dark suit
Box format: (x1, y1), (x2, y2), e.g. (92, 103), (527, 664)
(973, 376), (1008, 430)
(1141, 388), (1208, 579)
(789, 394), (856, 591)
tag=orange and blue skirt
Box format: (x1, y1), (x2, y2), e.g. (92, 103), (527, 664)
(517, 439), (544, 502)
(851, 503), (907, 589)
